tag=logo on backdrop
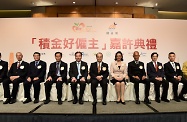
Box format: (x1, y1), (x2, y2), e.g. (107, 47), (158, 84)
(93, 52), (111, 57)
(31, 20), (157, 51)
(106, 22), (118, 35)
(69, 52), (89, 57)
(128, 52), (147, 57)
(72, 22), (95, 33)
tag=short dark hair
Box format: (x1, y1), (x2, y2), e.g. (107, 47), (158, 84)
(33, 52), (40, 56)
(75, 51), (82, 56)
(169, 52), (175, 56)
(55, 52), (62, 57)
(115, 51), (123, 61)
(151, 52), (158, 58)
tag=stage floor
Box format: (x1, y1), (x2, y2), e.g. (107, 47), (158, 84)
(0, 101), (187, 114)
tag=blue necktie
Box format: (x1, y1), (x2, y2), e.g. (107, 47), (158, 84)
(35, 61), (38, 67)
(56, 62), (60, 76)
(77, 62), (81, 79)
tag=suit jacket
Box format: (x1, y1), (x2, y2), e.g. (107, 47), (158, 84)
(89, 62), (109, 80)
(164, 62), (183, 80)
(47, 61), (67, 83)
(128, 61), (146, 79)
(110, 61), (127, 80)
(182, 61), (187, 79)
(28, 60), (46, 80)
(69, 61), (88, 80)
(8, 61), (29, 79)
(147, 61), (164, 80)
(0, 60), (8, 79)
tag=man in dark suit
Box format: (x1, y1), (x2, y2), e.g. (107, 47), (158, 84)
(3, 52), (29, 104)
(89, 52), (109, 105)
(0, 53), (8, 83)
(23, 52), (46, 104)
(147, 52), (169, 103)
(128, 51), (151, 104)
(164, 52), (187, 102)
(69, 51), (88, 104)
(44, 52), (67, 105)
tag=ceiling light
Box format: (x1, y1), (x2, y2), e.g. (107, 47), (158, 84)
(33, 1), (54, 6)
(73, 1), (76, 4)
(155, 3), (158, 6)
(115, 2), (118, 5)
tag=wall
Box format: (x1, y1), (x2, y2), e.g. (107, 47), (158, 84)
(32, 6), (157, 19)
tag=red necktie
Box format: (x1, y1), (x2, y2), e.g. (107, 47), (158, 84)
(154, 62), (158, 72)
(17, 61), (20, 69)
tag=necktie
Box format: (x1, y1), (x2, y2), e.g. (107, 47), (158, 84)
(98, 62), (101, 73)
(17, 61), (20, 69)
(56, 62), (60, 76)
(35, 61), (38, 67)
(77, 62), (81, 79)
(154, 62), (158, 72)
(135, 61), (139, 64)
(172, 62), (176, 71)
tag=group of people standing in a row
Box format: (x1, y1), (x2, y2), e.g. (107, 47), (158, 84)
(0, 51), (187, 106)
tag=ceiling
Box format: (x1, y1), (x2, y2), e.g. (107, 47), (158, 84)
(0, 0), (186, 12)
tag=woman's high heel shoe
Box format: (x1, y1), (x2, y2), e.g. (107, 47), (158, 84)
(121, 101), (126, 105)
(116, 100), (121, 104)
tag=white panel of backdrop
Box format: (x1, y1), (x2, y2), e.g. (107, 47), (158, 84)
(0, 18), (187, 72)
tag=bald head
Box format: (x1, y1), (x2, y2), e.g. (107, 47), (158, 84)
(133, 51), (140, 61)
(133, 51), (139, 55)
(16, 52), (23, 61)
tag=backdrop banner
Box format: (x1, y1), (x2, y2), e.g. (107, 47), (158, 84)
(0, 18), (186, 71)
